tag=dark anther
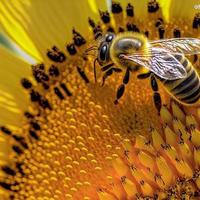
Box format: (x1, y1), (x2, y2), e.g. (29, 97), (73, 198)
(29, 130), (39, 140)
(93, 25), (103, 39)
(148, 1), (159, 13)
(193, 13), (200, 29)
(99, 10), (110, 24)
(158, 26), (165, 39)
(30, 121), (41, 131)
(54, 87), (64, 100)
(0, 182), (12, 190)
(126, 3), (134, 17)
(77, 67), (89, 83)
(112, 2), (122, 14)
(60, 83), (72, 96)
(66, 43), (77, 55)
(47, 46), (66, 63)
(118, 27), (125, 32)
(12, 145), (23, 155)
(144, 31), (149, 37)
(32, 64), (49, 83)
(21, 78), (32, 89)
(126, 23), (140, 32)
(48, 65), (60, 77)
(42, 82), (49, 90)
(155, 18), (163, 28)
(173, 29), (181, 38)
(12, 135), (28, 149)
(20, 141), (28, 149)
(30, 90), (41, 102)
(39, 98), (52, 110)
(72, 29), (86, 47)
(0, 126), (11, 135)
(2, 166), (16, 176)
(107, 26), (115, 33)
(24, 111), (34, 119)
(12, 135), (24, 142)
(88, 17), (96, 28)
(16, 163), (25, 176)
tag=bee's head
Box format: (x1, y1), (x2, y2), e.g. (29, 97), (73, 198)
(97, 33), (115, 65)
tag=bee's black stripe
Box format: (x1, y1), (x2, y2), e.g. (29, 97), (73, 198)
(180, 84), (200, 102)
(161, 55), (200, 104)
(175, 76), (199, 96)
(185, 91), (200, 104)
(171, 70), (196, 92)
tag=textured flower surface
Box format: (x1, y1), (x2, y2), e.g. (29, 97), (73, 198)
(0, 0), (200, 199)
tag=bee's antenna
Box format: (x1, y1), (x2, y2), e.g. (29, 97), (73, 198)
(84, 46), (98, 53)
(93, 58), (98, 83)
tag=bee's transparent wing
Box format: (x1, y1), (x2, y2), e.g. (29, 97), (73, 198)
(121, 47), (187, 80)
(150, 38), (200, 55)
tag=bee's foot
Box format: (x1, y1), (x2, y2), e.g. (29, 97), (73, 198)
(114, 100), (118, 105)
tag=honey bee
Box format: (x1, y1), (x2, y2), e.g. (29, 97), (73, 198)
(85, 32), (200, 113)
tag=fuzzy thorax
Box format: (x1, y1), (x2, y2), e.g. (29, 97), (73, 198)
(110, 32), (149, 70)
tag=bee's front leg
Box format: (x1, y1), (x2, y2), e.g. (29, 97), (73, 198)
(101, 67), (122, 86)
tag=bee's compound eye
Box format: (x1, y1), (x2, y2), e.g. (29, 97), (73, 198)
(100, 45), (107, 61)
(106, 34), (114, 42)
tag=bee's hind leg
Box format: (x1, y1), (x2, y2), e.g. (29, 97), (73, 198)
(137, 72), (161, 114)
(151, 75), (162, 114)
(114, 68), (130, 105)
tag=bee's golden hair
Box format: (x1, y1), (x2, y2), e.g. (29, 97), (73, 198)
(109, 32), (150, 69)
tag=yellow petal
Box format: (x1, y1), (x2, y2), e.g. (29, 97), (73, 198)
(0, 0), (107, 60)
(0, 11), (42, 61)
(168, 0), (198, 22)
(157, 0), (171, 22)
(0, 46), (31, 127)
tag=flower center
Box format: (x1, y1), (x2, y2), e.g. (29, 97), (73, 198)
(1, 1), (200, 199)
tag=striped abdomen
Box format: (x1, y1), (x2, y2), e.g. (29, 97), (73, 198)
(161, 54), (200, 104)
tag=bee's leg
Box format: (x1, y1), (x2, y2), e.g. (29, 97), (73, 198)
(137, 71), (152, 79)
(101, 68), (113, 86)
(114, 68), (130, 104)
(101, 63), (114, 72)
(112, 68), (122, 73)
(101, 67), (122, 86)
(150, 75), (162, 114)
(93, 58), (98, 83)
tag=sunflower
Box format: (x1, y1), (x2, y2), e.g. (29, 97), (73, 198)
(0, 0), (200, 199)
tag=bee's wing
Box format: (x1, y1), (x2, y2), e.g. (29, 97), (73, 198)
(121, 47), (187, 80)
(150, 38), (200, 55)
